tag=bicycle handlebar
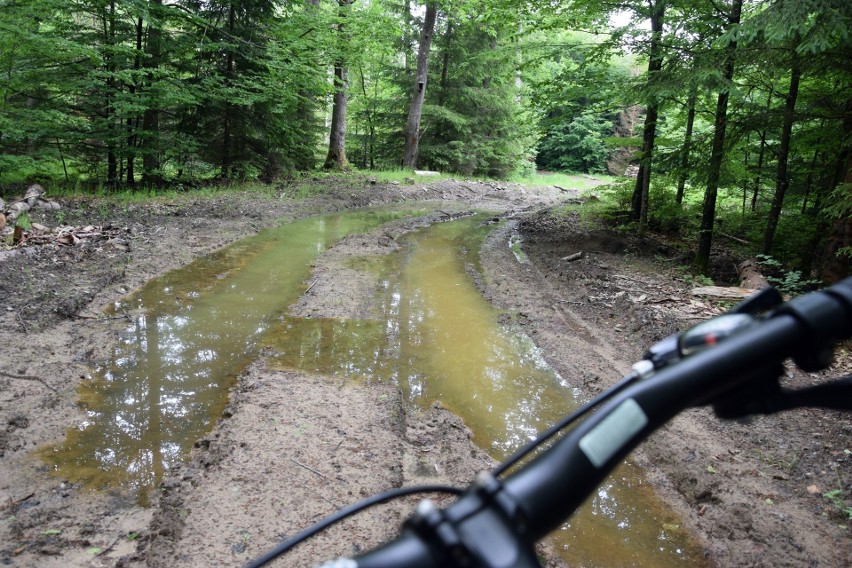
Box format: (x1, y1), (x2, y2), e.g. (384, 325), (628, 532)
(287, 278), (852, 568)
(509, 278), (852, 537)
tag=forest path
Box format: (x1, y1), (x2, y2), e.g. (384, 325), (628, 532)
(0, 176), (848, 568)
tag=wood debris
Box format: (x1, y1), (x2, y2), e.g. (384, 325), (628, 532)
(1, 223), (131, 260)
(2, 185), (134, 257)
(1, 184), (61, 225)
(690, 286), (757, 299)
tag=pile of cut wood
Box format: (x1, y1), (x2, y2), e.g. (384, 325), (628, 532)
(1, 184), (129, 259)
(0, 184), (61, 232)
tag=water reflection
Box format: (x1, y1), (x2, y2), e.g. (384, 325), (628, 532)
(379, 219), (573, 458)
(40, 211), (413, 504)
(263, 216), (709, 567)
(40, 211), (708, 566)
(265, 318), (389, 380)
(264, 217), (572, 459)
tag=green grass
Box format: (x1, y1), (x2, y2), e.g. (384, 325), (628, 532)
(513, 170), (617, 190)
(15, 211), (32, 230)
(40, 179), (283, 203)
(365, 168), (463, 184)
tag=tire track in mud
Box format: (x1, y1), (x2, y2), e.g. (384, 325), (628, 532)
(479, 221), (632, 390)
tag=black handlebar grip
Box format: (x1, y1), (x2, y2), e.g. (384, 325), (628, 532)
(778, 277), (852, 370)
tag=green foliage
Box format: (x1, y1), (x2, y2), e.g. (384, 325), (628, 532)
(414, 15), (537, 179)
(0, 0), (848, 289)
(521, 28), (635, 180)
(647, 183), (697, 234)
(822, 183), (852, 254)
(756, 255), (821, 295)
(823, 489), (852, 521)
(15, 211), (32, 231)
(0, 0), (332, 186)
(537, 111), (611, 174)
(676, 266), (714, 288)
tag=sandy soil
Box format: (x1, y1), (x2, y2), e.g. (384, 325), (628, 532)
(0, 175), (849, 568)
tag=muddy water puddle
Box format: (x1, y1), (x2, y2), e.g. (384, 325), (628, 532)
(42, 211), (707, 566)
(39, 210), (413, 505)
(265, 217), (708, 566)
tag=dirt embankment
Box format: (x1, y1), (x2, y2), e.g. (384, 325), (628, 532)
(0, 177), (849, 568)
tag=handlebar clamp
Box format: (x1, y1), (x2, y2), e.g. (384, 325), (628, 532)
(404, 472), (540, 568)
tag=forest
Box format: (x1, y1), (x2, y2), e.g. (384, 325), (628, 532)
(0, 0), (850, 281)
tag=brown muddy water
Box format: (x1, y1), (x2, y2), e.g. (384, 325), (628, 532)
(41, 212), (707, 566)
(39, 211), (413, 504)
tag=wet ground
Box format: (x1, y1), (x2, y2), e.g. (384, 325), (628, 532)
(0, 175), (850, 567)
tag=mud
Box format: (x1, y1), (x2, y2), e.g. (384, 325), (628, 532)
(0, 176), (849, 567)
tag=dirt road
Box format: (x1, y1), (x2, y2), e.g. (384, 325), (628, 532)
(0, 177), (849, 567)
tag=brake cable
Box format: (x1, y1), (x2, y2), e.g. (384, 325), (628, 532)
(491, 370), (641, 478)
(244, 484), (464, 568)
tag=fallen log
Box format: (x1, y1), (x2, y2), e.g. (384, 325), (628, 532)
(719, 231), (750, 246)
(561, 252), (584, 262)
(6, 200), (30, 222)
(691, 286), (758, 299)
(737, 258), (770, 290)
(3, 184), (60, 222)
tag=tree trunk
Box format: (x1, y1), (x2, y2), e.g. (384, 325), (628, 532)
(324, 64), (350, 169)
(695, 0), (742, 274)
(822, 217), (852, 283)
(324, 0), (352, 170)
(763, 43), (801, 255)
(801, 149), (820, 213)
(741, 133), (750, 215)
(141, 0), (163, 186)
(630, 0), (666, 229)
(126, 17), (143, 186)
(751, 130), (767, 211)
(104, 0), (118, 188)
(401, 2), (438, 169)
(675, 85), (697, 205)
(221, 1), (236, 178)
(800, 132), (844, 279)
(438, 21), (452, 107)
(737, 259), (770, 289)
(751, 93), (772, 212)
(818, 100), (852, 283)
(358, 65), (376, 169)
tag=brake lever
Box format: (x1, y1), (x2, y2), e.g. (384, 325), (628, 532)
(643, 287), (786, 372)
(714, 375), (852, 418)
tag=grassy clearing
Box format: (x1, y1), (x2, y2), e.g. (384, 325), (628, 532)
(367, 168), (463, 184)
(514, 171), (616, 191)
